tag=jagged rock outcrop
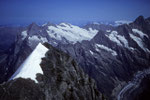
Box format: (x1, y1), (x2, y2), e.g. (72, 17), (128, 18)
(0, 78), (45, 100)
(0, 43), (103, 100)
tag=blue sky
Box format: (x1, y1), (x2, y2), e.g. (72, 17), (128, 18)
(0, 0), (150, 25)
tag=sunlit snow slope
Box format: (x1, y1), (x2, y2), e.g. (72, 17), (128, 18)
(46, 23), (98, 43)
(9, 43), (48, 83)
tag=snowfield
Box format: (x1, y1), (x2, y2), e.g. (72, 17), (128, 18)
(106, 31), (134, 50)
(47, 23), (98, 43)
(106, 31), (123, 46)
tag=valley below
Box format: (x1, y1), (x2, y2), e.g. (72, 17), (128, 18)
(117, 68), (150, 100)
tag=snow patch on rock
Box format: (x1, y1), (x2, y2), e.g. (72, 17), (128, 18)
(21, 31), (27, 40)
(40, 37), (48, 43)
(89, 50), (94, 55)
(95, 44), (117, 56)
(106, 31), (134, 50)
(132, 29), (149, 38)
(28, 35), (48, 44)
(28, 35), (40, 41)
(130, 33), (150, 52)
(106, 30), (111, 33)
(106, 31), (123, 46)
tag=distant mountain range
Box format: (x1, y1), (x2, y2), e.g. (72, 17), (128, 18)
(0, 16), (150, 100)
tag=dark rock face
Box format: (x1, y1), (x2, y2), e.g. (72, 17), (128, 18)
(0, 43), (102, 100)
(0, 78), (45, 100)
(39, 43), (102, 100)
(0, 27), (19, 78)
(0, 37), (32, 83)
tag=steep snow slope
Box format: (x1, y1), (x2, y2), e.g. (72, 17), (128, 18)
(95, 44), (117, 56)
(9, 43), (48, 83)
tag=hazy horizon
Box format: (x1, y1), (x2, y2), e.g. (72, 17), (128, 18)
(0, 0), (150, 25)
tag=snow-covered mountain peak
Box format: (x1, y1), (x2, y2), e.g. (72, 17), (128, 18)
(46, 23), (98, 44)
(114, 20), (132, 26)
(9, 43), (48, 83)
(93, 22), (100, 25)
(59, 22), (71, 27)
